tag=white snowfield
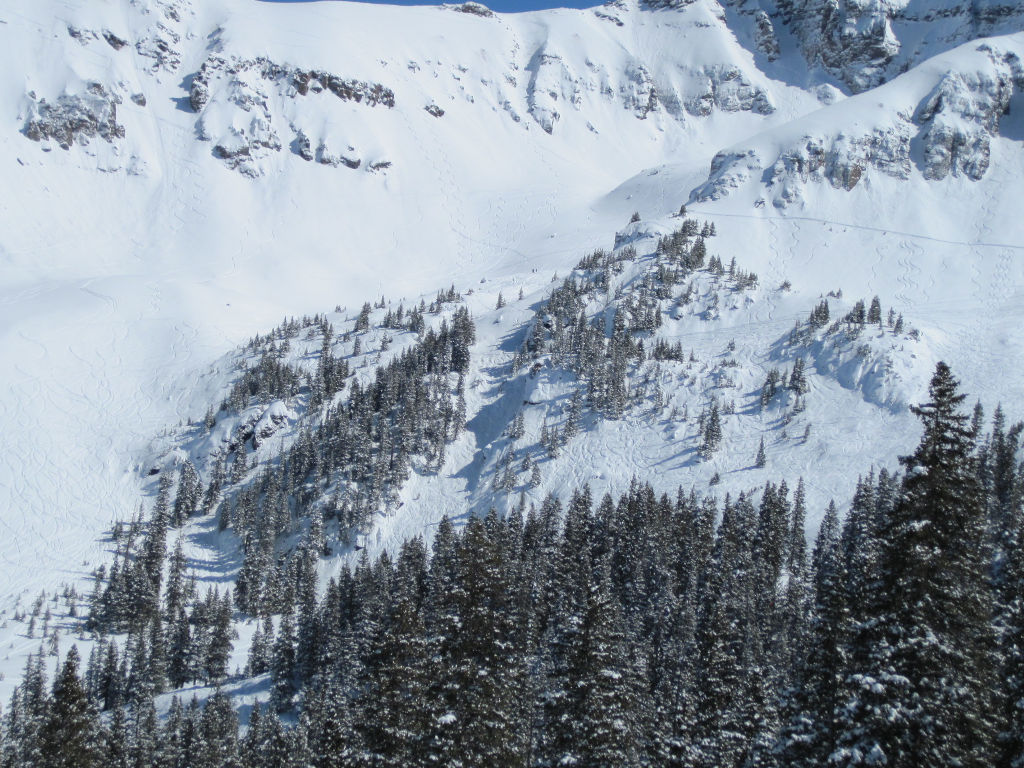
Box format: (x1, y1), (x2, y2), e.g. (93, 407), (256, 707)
(0, 0), (1022, 702)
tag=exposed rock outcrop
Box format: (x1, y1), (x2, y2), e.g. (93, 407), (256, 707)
(136, 22), (182, 72)
(448, 2), (494, 17)
(212, 121), (281, 178)
(251, 402), (292, 449)
(685, 65), (774, 116)
(621, 62), (659, 119)
(189, 54), (396, 174)
(691, 149), (762, 201)
(316, 141), (361, 169)
(917, 48), (1024, 180)
(527, 50), (580, 134)
(762, 126), (913, 205)
(23, 84), (125, 150)
(754, 10), (780, 62)
(690, 43), (1024, 207)
(103, 31), (128, 51)
(775, 0), (1024, 93)
(190, 56), (396, 114)
(642, 0), (698, 8)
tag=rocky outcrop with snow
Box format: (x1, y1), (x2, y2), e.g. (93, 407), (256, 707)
(775, 0), (1024, 93)
(685, 65), (775, 116)
(135, 0), (190, 73)
(917, 46), (1024, 180)
(23, 84), (125, 150)
(691, 37), (1024, 206)
(189, 53), (396, 175)
(527, 50), (581, 134)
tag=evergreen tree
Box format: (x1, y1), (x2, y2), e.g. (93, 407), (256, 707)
(270, 613), (298, 713)
(775, 500), (844, 767)
(167, 608), (195, 689)
(104, 704), (130, 768)
(428, 516), (529, 767)
(574, 558), (644, 768)
(164, 537), (189, 619)
(700, 402), (722, 459)
(38, 647), (101, 768)
(172, 460), (201, 526)
(694, 493), (770, 768)
(204, 591), (236, 683)
(356, 583), (432, 767)
(788, 358), (808, 395)
(833, 363), (1000, 768)
(198, 689), (240, 768)
(867, 296), (882, 325)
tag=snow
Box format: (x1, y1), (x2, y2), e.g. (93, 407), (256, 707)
(0, 0), (1022, 705)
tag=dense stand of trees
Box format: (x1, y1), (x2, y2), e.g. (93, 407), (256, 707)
(0, 219), (1004, 767)
(4, 362), (1022, 768)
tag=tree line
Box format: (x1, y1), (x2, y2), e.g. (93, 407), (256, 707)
(3, 362), (1021, 768)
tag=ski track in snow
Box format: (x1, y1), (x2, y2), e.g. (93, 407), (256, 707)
(688, 207), (1024, 253)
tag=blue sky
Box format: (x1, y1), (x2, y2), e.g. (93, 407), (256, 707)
(263, 0), (598, 11)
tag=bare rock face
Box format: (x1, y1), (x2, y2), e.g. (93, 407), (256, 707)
(293, 131), (314, 161)
(251, 402), (292, 449)
(916, 49), (1024, 180)
(621, 62), (659, 119)
(774, 0), (908, 92)
(23, 84), (125, 150)
(642, 0), (699, 8)
(692, 118), (917, 207)
(67, 26), (96, 45)
(528, 50), (585, 134)
(316, 141), (361, 169)
(449, 2), (495, 17)
(189, 54), (396, 174)
(103, 31), (129, 51)
(691, 149), (762, 201)
(763, 126), (913, 205)
(212, 121), (282, 178)
(685, 65), (774, 116)
(776, 0), (1024, 94)
(189, 74), (210, 112)
(527, 50), (580, 134)
(290, 70), (396, 107)
(690, 43), (1024, 208)
(754, 10), (781, 62)
(818, 0), (901, 93)
(136, 21), (182, 72)
(190, 56), (397, 114)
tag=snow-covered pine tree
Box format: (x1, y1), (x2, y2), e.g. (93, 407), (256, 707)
(832, 362), (1000, 768)
(700, 402), (722, 459)
(38, 647), (102, 768)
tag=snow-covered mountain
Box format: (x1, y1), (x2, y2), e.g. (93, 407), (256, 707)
(1, 0), (1023, 712)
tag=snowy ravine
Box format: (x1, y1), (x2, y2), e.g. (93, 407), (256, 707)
(0, 0), (1023, 716)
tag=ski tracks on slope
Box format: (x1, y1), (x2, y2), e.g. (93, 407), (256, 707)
(894, 238), (924, 310)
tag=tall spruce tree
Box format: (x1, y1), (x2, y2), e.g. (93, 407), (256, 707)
(774, 500), (845, 767)
(833, 362), (1000, 767)
(38, 647), (101, 768)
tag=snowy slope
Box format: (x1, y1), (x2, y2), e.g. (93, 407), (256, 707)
(0, 0), (1023, 706)
(0, 0), (818, 618)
